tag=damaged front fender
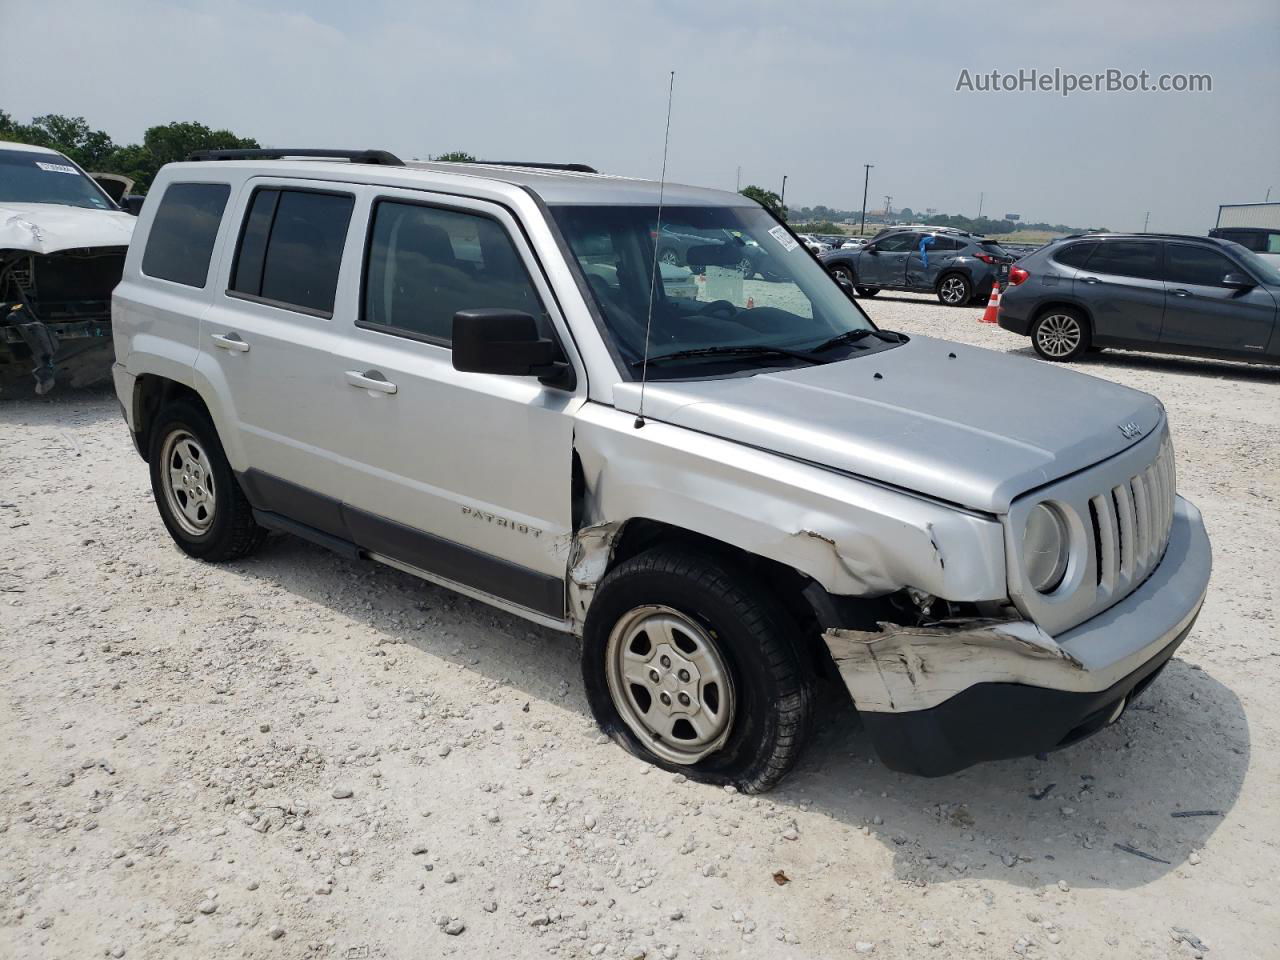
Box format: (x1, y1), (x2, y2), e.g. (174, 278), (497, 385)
(824, 618), (1083, 713)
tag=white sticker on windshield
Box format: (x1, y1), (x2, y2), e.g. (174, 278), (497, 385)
(36, 161), (79, 175)
(768, 225), (799, 252)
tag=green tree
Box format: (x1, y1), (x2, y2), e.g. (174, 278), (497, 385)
(0, 112), (117, 169)
(126, 121), (259, 190)
(739, 184), (787, 219)
(433, 151), (476, 162)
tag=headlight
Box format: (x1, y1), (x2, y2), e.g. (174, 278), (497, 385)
(1023, 503), (1069, 593)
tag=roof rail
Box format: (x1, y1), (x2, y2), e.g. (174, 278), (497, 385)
(187, 148), (405, 166)
(464, 160), (598, 174)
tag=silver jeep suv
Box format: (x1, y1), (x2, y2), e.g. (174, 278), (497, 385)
(112, 149), (1211, 789)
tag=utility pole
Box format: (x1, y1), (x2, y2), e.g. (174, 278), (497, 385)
(859, 164), (874, 236)
(735, 166), (741, 192)
(1142, 211), (1150, 232)
(977, 192), (984, 219)
(884, 195), (893, 221)
(1266, 186), (1272, 202)
(780, 174), (788, 211)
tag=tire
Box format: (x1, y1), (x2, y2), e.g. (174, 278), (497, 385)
(738, 256), (755, 280)
(828, 264), (857, 289)
(936, 273), (971, 306)
(148, 400), (266, 562)
(854, 286), (880, 298)
(658, 247), (681, 267)
(1031, 308), (1092, 362)
(582, 544), (815, 793)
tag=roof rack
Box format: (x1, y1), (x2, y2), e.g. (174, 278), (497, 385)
(462, 160), (598, 174)
(187, 148), (405, 166)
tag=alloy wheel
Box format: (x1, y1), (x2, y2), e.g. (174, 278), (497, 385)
(1036, 314), (1083, 357)
(605, 605), (736, 765)
(939, 276), (968, 304)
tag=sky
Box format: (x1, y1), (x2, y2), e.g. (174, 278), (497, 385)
(2, 0), (1277, 233)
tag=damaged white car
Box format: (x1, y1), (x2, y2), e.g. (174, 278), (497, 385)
(1, 140), (136, 394)
(111, 150), (1212, 789)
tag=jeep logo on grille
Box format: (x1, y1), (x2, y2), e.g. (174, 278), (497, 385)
(1118, 421), (1143, 439)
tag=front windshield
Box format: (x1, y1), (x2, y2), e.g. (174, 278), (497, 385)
(551, 204), (886, 379)
(0, 148), (116, 210)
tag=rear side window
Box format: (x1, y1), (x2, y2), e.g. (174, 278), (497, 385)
(1084, 240), (1161, 280)
(230, 188), (354, 316)
(1164, 244), (1241, 287)
(875, 233), (918, 252)
(361, 200), (545, 344)
(977, 240), (1011, 258)
(141, 182), (230, 287)
(1051, 241), (1098, 269)
(927, 236), (962, 251)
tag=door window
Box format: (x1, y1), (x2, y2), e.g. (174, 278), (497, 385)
(874, 233), (918, 252)
(141, 182), (231, 288)
(361, 200), (546, 345)
(1165, 244), (1244, 287)
(229, 188), (354, 316)
(1084, 241), (1161, 280)
(1051, 240), (1098, 269)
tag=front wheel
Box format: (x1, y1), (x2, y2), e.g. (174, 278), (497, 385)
(582, 545), (814, 793)
(1031, 308), (1091, 361)
(937, 273), (971, 306)
(854, 285), (881, 298)
(738, 256), (755, 280)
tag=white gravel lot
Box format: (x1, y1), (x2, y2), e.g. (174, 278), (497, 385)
(1, 294), (1277, 959)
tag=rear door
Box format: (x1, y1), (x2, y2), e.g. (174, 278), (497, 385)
(195, 180), (359, 516)
(1160, 242), (1278, 357)
(905, 234), (961, 289)
(1074, 239), (1165, 342)
(861, 232), (916, 287)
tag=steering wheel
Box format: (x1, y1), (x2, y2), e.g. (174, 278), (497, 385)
(696, 299), (738, 319)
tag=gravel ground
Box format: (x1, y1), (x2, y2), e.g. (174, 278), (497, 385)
(1, 295), (1277, 959)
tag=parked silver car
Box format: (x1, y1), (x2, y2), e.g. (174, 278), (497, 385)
(110, 150), (1211, 788)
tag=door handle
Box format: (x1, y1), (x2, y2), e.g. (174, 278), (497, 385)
(210, 333), (250, 353)
(1080, 276), (1100, 284)
(344, 369), (398, 394)
(1170, 288), (1191, 297)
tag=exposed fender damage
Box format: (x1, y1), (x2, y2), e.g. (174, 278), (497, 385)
(567, 520), (624, 631)
(824, 619), (1083, 713)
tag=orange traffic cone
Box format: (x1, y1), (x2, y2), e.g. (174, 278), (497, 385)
(979, 281), (1002, 324)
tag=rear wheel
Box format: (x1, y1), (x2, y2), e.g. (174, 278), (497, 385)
(738, 255), (755, 279)
(582, 545), (815, 793)
(937, 273), (971, 306)
(855, 285), (881, 298)
(148, 401), (265, 561)
(658, 247), (681, 267)
(1031, 308), (1091, 361)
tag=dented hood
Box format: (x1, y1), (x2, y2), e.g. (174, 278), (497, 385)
(612, 335), (1163, 513)
(0, 202), (135, 255)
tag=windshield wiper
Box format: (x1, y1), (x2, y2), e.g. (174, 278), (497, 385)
(632, 344), (822, 369)
(809, 328), (906, 353)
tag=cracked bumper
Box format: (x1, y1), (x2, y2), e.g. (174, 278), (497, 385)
(825, 497), (1211, 775)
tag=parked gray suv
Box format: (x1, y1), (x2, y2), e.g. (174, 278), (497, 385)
(821, 229), (1013, 305)
(998, 233), (1280, 364)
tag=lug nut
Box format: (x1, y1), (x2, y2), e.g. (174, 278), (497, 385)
(677, 692), (691, 706)
(649, 669), (660, 683)
(660, 655), (671, 668)
(677, 669), (691, 682)
(659, 692), (672, 706)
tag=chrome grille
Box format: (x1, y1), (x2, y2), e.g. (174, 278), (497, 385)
(1006, 425), (1177, 636)
(1088, 437), (1175, 596)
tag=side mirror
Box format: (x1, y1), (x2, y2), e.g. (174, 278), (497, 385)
(452, 309), (573, 388)
(864, 245), (878, 254)
(1222, 272), (1255, 290)
(121, 195), (146, 216)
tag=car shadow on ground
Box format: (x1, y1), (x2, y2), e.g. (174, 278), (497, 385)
(226, 534), (1248, 894)
(1007, 346), (1280, 383)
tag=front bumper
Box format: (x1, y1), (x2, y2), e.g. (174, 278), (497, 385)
(824, 497), (1211, 776)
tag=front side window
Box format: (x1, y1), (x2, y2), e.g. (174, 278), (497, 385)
(551, 204), (891, 379)
(230, 188), (354, 315)
(874, 233), (918, 252)
(1164, 244), (1240, 287)
(1085, 240), (1161, 280)
(141, 182), (231, 288)
(0, 148), (114, 210)
(361, 201), (546, 344)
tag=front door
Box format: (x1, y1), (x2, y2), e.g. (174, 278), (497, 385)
(1160, 242), (1278, 357)
(326, 189), (583, 618)
(1074, 239), (1165, 343)
(859, 232), (916, 287)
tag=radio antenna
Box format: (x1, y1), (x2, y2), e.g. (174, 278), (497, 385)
(635, 70), (675, 430)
